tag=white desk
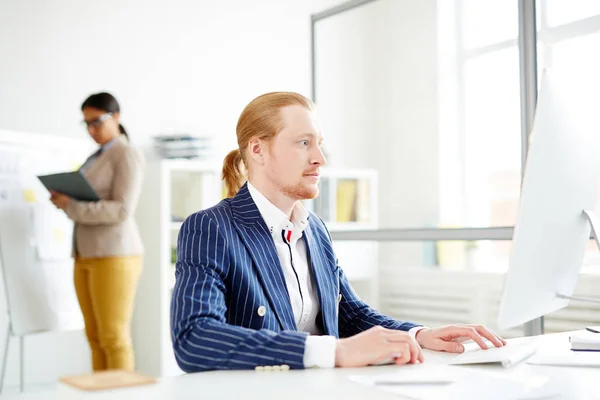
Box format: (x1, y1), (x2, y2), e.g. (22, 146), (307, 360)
(4, 332), (599, 400)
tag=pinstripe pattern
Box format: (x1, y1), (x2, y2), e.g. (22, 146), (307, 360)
(171, 183), (420, 372)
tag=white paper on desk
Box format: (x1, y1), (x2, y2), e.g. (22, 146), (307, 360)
(350, 366), (556, 400)
(527, 349), (600, 367)
(349, 365), (464, 386)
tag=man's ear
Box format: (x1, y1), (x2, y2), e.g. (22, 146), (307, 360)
(247, 137), (265, 165)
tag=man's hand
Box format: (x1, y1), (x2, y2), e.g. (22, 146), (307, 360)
(415, 324), (507, 353)
(335, 326), (424, 368)
(49, 190), (71, 210)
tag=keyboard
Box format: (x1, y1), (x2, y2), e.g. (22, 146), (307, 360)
(446, 341), (538, 368)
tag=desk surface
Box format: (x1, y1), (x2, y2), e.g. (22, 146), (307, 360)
(5, 332), (600, 400)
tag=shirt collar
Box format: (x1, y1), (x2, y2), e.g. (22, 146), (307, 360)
(247, 181), (309, 240)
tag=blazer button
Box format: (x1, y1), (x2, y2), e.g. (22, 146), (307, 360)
(338, 294), (342, 303)
(257, 306), (266, 317)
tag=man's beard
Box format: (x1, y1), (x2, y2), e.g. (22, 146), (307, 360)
(280, 181), (319, 200)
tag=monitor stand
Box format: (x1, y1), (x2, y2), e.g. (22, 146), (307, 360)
(555, 210), (600, 305)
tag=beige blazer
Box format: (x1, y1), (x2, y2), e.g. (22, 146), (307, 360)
(65, 136), (145, 258)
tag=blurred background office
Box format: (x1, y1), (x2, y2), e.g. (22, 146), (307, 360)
(0, 0), (599, 394)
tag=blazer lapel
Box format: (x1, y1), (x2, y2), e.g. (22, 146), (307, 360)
(83, 139), (124, 178)
(231, 183), (297, 331)
(303, 221), (339, 337)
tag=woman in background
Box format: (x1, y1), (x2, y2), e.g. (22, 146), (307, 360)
(50, 92), (145, 371)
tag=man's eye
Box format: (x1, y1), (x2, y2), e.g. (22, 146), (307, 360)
(300, 140), (309, 146)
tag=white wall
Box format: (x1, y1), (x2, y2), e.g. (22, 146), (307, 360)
(313, 7), (372, 167)
(313, 0), (439, 269)
(0, 0), (340, 152)
(366, 0), (439, 269)
(0, 0), (341, 388)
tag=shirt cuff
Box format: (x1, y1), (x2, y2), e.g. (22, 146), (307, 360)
(409, 326), (427, 339)
(303, 335), (336, 368)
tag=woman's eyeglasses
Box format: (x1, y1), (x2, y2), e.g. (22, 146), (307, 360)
(82, 113), (113, 129)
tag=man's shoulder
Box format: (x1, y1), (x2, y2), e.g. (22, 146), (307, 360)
(181, 199), (234, 230)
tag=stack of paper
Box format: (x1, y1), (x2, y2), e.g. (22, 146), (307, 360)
(153, 134), (215, 160)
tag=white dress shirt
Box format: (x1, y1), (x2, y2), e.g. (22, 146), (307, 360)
(248, 182), (423, 368)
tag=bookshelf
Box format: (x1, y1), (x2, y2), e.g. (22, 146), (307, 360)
(305, 168), (379, 307)
(307, 168), (378, 230)
(133, 159), (222, 377)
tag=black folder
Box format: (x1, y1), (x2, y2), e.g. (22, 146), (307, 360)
(38, 171), (100, 202)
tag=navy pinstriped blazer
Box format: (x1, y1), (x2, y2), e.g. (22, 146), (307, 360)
(170, 183), (420, 372)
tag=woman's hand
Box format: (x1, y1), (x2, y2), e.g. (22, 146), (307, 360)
(49, 190), (71, 210)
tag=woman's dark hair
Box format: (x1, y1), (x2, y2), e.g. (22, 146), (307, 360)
(81, 92), (129, 140)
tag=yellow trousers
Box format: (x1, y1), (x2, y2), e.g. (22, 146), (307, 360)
(74, 256), (142, 371)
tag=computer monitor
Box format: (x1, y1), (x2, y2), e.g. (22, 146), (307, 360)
(497, 69), (600, 330)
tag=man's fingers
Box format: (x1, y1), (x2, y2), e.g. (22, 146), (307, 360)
(381, 343), (417, 365)
(436, 339), (465, 353)
(448, 327), (487, 350)
(473, 326), (505, 347)
(393, 343), (411, 365)
(413, 341), (424, 363)
(407, 341), (419, 364)
(384, 331), (423, 363)
(490, 329), (508, 346)
(459, 324), (507, 347)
